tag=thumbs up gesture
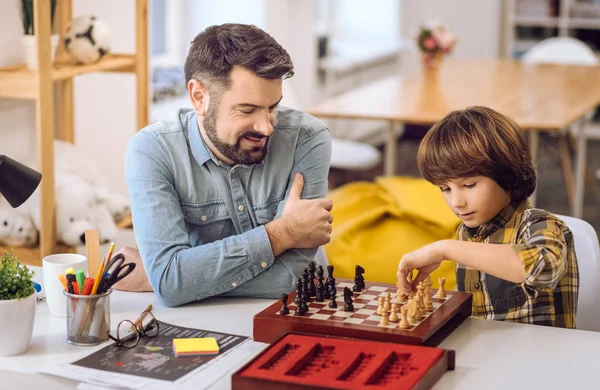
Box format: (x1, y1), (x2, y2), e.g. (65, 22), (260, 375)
(273, 173), (333, 252)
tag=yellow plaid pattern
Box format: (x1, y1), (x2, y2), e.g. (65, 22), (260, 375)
(456, 200), (579, 328)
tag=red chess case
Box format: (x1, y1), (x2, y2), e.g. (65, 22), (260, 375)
(232, 333), (455, 390)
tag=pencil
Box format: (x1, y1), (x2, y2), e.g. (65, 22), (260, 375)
(91, 242), (115, 295)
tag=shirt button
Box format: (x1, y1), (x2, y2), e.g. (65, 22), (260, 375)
(474, 283), (481, 290)
(231, 282), (238, 287)
(260, 261), (267, 268)
(238, 204), (245, 212)
(201, 215), (207, 222)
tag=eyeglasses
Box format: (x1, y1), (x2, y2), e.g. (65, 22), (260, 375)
(109, 305), (159, 348)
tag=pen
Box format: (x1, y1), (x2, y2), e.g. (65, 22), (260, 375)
(75, 270), (86, 291)
(58, 274), (69, 291)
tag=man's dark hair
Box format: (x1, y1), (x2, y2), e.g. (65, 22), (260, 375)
(184, 23), (294, 94)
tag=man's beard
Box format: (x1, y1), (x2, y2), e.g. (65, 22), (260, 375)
(202, 105), (269, 165)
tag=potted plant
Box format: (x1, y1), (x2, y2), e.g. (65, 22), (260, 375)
(0, 249), (37, 357)
(18, 0), (59, 70)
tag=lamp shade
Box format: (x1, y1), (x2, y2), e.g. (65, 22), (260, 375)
(0, 155), (42, 208)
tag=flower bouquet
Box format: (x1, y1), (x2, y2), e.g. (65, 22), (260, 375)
(416, 20), (457, 70)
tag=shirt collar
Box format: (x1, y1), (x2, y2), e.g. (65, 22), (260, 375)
(464, 199), (530, 239)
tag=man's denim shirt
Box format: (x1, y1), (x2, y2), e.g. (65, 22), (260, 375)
(125, 106), (331, 307)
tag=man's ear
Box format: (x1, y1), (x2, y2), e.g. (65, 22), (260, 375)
(188, 79), (210, 116)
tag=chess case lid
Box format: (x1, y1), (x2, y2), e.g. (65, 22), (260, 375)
(233, 333), (455, 390)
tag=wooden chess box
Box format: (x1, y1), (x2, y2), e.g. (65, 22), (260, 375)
(254, 279), (472, 346)
(232, 333), (455, 390)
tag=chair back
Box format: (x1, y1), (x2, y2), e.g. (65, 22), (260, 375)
(556, 214), (600, 331)
(522, 37), (599, 66)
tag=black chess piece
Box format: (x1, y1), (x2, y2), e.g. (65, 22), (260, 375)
(302, 268), (312, 303)
(328, 283), (337, 309)
(343, 287), (354, 312)
(308, 261), (317, 297)
(294, 278), (302, 305)
(353, 265), (365, 292)
(326, 265), (335, 286)
(357, 265), (366, 289)
(315, 266), (325, 302)
(279, 293), (290, 315)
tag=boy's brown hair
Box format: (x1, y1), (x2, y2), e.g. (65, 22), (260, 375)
(417, 106), (536, 203)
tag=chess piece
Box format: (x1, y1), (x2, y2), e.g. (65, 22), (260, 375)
(399, 306), (410, 329)
(378, 312), (389, 327)
(376, 296), (384, 315)
(328, 284), (338, 308)
(395, 282), (406, 303)
(407, 299), (418, 324)
(343, 287), (354, 312)
(316, 265), (325, 301)
(302, 268), (312, 303)
(294, 278), (302, 305)
(295, 293), (306, 315)
(389, 303), (399, 322)
(435, 277), (447, 298)
(308, 261), (317, 297)
(424, 286), (434, 311)
(279, 293), (290, 315)
(300, 293), (309, 313)
(353, 265), (365, 292)
(415, 294), (424, 320)
(383, 295), (391, 314)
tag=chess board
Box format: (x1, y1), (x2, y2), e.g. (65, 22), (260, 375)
(233, 333), (455, 390)
(254, 279), (472, 346)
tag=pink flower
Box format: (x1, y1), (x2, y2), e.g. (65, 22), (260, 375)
(423, 37), (437, 50)
(433, 30), (455, 52)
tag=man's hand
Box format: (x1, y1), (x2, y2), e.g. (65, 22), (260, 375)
(397, 240), (446, 296)
(266, 173), (333, 256)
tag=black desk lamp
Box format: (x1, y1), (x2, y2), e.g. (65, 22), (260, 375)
(0, 155), (42, 208)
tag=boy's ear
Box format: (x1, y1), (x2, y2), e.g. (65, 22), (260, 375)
(188, 80), (209, 117)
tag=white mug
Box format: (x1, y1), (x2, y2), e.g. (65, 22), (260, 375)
(42, 253), (87, 318)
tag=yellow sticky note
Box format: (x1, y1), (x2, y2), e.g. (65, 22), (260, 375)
(172, 338), (219, 357)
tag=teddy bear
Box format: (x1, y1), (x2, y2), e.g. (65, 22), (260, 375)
(0, 196), (38, 247)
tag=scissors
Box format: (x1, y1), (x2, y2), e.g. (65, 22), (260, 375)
(98, 253), (136, 294)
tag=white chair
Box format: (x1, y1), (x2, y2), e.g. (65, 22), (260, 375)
(522, 37), (600, 214)
(521, 36), (599, 66)
(556, 214), (600, 332)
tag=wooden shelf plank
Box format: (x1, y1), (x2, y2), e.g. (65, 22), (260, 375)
(0, 53), (136, 99)
(513, 16), (560, 27)
(0, 243), (77, 267)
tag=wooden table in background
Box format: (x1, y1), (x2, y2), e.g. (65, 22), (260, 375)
(308, 58), (600, 218)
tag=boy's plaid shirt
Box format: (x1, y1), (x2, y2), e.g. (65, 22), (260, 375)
(456, 200), (579, 328)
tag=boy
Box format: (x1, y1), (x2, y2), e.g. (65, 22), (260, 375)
(397, 106), (579, 328)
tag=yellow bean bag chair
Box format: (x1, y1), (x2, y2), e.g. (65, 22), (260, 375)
(325, 176), (461, 290)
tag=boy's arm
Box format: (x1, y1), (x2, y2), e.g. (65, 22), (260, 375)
(398, 215), (569, 294)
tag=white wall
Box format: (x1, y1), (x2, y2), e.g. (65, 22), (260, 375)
(400, 0), (501, 61)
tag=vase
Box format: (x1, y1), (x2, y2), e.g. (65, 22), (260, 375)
(21, 34), (60, 71)
(421, 52), (444, 72)
(0, 292), (36, 357)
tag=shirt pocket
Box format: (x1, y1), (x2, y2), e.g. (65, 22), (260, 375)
(252, 198), (281, 226)
(181, 202), (235, 245)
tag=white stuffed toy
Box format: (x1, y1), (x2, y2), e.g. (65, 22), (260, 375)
(53, 140), (131, 222)
(0, 196), (38, 247)
(25, 172), (118, 246)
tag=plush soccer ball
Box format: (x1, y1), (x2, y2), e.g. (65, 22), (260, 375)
(63, 15), (111, 64)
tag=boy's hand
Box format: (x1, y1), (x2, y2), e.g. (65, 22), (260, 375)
(397, 240), (446, 295)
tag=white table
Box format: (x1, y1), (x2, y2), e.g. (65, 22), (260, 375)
(1, 290), (598, 389)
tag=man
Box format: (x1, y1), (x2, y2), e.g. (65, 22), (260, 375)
(123, 23), (333, 307)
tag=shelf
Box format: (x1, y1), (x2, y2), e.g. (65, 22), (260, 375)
(1, 243), (77, 267)
(568, 18), (600, 29)
(513, 15), (560, 27)
(0, 53), (136, 99)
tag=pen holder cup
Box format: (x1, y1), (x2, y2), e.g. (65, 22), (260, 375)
(64, 289), (112, 346)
